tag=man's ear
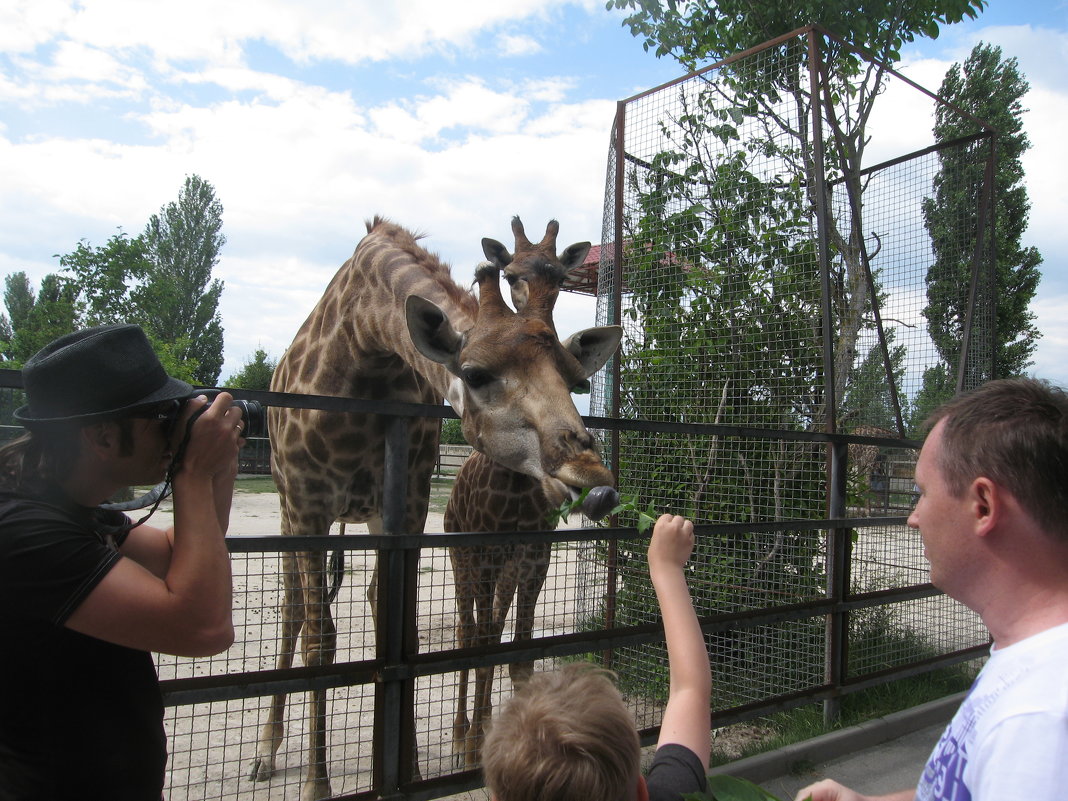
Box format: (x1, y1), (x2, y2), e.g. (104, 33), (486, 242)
(81, 421), (119, 457)
(971, 476), (1001, 537)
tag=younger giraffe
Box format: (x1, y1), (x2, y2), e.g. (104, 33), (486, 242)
(445, 222), (616, 769)
(254, 216), (621, 801)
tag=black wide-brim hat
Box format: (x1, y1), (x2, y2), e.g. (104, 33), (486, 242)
(13, 324), (194, 425)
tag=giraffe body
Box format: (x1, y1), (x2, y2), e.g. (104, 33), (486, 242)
(445, 453), (555, 769)
(254, 216), (620, 800)
(847, 424), (897, 515)
(443, 220), (620, 769)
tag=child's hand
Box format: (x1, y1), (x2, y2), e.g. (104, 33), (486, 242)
(648, 514), (694, 571)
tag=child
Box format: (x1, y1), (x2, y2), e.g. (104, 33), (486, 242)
(482, 514), (711, 801)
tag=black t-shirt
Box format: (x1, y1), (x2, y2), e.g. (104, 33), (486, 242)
(646, 743), (709, 801)
(0, 488), (166, 801)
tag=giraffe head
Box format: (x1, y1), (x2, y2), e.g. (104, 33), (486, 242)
(480, 216), (590, 322)
(405, 219), (620, 506)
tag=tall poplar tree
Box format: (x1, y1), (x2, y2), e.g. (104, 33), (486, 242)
(921, 42), (1041, 388)
(136, 174), (227, 384)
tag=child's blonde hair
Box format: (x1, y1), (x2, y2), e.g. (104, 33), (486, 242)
(482, 662), (641, 801)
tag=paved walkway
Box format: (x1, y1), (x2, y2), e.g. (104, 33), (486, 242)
(711, 693), (964, 800)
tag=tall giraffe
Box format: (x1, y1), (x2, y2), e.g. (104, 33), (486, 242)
(252, 216), (621, 801)
(445, 220), (616, 769)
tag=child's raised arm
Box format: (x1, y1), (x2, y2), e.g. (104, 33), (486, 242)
(648, 514), (711, 769)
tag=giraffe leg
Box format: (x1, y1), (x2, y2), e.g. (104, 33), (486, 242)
(450, 549), (476, 769)
(250, 552), (303, 782)
(298, 549), (337, 801)
(508, 544), (551, 689)
(467, 564), (504, 770)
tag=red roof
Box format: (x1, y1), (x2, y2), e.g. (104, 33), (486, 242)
(562, 243), (612, 296)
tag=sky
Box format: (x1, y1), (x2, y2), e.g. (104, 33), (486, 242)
(1, 0), (1066, 400)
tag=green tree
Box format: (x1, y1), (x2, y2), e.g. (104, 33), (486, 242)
(841, 328), (909, 431)
(608, 0), (986, 410)
(57, 230), (151, 327)
(223, 348), (277, 391)
(136, 174), (226, 385)
(607, 0), (985, 69)
(922, 42), (1041, 389)
(440, 417), (466, 445)
(0, 272), (77, 367)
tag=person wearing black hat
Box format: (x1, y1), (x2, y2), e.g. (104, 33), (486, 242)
(0, 324), (244, 801)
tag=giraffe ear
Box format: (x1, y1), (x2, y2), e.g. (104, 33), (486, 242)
(561, 325), (623, 377)
(406, 295), (464, 365)
(482, 237), (513, 269)
(559, 241), (591, 271)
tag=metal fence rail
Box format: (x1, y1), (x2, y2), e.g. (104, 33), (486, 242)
(0, 374), (985, 801)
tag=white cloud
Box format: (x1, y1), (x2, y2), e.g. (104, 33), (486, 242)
(498, 34), (543, 57)
(4, 0), (593, 69)
(1, 2), (1063, 391)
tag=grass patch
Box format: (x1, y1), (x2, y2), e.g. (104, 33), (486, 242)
(235, 475), (280, 493)
(428, 477), (454, 514)
(228, 474), (456, 510)
(710, 661), (978, 767)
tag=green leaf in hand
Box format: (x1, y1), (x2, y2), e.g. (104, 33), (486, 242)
(704, 774), (789, 801)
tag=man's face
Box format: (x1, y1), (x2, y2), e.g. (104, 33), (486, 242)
(907, 419), (975, 596)
(118, 402), (183, 485)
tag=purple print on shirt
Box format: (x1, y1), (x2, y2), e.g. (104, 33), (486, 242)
(917, 728), (970, 801)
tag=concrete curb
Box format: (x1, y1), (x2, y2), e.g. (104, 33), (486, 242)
(709, 691), (966, 783)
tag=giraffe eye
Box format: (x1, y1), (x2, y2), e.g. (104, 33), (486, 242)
(462, 367), (494, 389)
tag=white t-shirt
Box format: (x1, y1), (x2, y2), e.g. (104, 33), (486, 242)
(916, 621), (1068, 801)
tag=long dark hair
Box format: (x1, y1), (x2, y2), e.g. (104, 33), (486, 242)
(0, 419), (135, 492)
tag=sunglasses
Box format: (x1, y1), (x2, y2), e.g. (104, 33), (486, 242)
(128, 399), (184, 439)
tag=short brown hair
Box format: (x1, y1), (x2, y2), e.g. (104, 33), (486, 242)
(927, 378), (1068, 541)
(482, 663), (641, 801)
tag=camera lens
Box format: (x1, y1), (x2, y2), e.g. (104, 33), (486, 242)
(234, 399), (266, 438)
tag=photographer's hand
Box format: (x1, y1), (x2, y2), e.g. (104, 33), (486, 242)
(175, 393), (243, 534)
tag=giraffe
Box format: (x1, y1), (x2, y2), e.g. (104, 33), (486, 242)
(251, 216), (622, 801)
(847, 424), (898, 515)
(444, 223), (615, 769)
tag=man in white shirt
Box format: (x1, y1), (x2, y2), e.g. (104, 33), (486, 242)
(797, 378), (1068, 801)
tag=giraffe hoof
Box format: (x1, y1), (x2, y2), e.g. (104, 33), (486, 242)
(248, 756), (275, 782)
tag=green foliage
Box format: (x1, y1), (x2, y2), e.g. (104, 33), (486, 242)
(689, 775), (797, 801)
(922, 42), (1041, 382)
(841, 328), (909, 430)
(57, 230), (150, 327)
(1, 176), (229, 384)
(137, 174), (227, 385)
(606, 0), (986, 71)
(908, 363), (954, 436)
(439, 417), (467, 445)
(0, 272), (77, 367)
(223, 348), (277, 391)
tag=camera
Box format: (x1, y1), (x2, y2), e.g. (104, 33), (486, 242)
(194, 390), (266, 439)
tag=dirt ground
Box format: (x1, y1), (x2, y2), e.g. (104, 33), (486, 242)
(147, 485), (612, 801)
(145, 485), (944, 801)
